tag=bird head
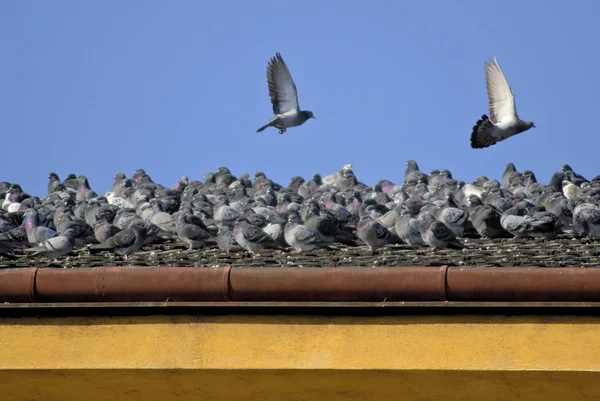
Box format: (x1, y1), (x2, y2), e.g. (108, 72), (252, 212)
(305, 111), (315, 119)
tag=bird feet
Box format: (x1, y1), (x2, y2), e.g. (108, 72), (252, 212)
(278, 128), (287, 135)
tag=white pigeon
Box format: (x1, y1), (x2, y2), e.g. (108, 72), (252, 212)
(256, 52), (315, 134)
(471, 57), (535, 149)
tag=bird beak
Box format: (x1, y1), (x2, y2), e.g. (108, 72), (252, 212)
(533, 124), (537, 128)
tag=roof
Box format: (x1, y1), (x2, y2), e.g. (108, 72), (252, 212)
(1, 234), (598, 269)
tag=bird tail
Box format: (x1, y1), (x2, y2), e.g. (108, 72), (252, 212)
(470, 114), (497, 149)
(256, 116), (278, 133)
(256, 123), (271, 133)
(447, 238), (465, 250)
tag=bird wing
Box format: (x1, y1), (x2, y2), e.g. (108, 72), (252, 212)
(266, 53), (300, 115)
(105, 228), (136, 248)
(243, 224), (270, 243)
(485, 57), (518, 123)
(431, 221), (455, 242)
(294, 225), (320, 244)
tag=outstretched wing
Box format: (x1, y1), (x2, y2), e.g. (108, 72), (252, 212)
(485, 57), (518, 123)
(266, 52), (300, 114)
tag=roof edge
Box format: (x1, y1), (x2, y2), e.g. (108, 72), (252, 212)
(2, 265), (600, 304)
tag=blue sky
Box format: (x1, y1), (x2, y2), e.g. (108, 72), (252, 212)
(1, 1), (598, 197)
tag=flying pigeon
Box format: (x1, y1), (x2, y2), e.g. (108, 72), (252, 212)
(471, 57), (535, 149)
(256, 52), (315, 134)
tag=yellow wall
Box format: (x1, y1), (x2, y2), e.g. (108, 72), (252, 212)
(1, 314), (599, 400)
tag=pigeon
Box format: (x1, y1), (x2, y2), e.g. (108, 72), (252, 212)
(94, 220), (122, 244)
(284, 213), (338, 253)
(467, 195), (508, 239)
(471, 57), (535, 149)
(432, 191), (469, 237)
(356, 216), (397, 251)
(24, 209), (57, 244)
(500, 202), (558, 239)
(572, 203), (600, 239)
(216, 225), (244, 252)
(304, 208), (355, 245)
(0, 225), (28, 248)
(89, 221), (148, 260)
(47, 173), (61, 195)
(502, 163), (521, 189)
(256, 52), (315, 134)
(404, 160), (428, 185)
(24, 229), (76, 259)
(418, 214), (464, 250)
(62, 174), (79, 191)
(233, 218), (283, 253)
(562, 164), (589, 186)
(395, 210), (425, 246)
(562, 180), (580, 200)
(175, 214), (213, 250)
(75, 175), (98, 202)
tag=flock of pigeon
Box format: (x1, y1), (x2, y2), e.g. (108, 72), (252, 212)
(1, 161), (599, 262)
(257, 53), (535, 149)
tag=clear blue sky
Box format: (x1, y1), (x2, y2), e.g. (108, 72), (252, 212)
(1, 1), (598, 197)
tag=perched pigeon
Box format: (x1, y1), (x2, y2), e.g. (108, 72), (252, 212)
(395, 210), (424, 246)
(404, 160), (428, 185)
(233, 218), (283, 253)
(24, 209), (57, 244)
(432, 191), (469, 237)
(418, 214), (464, 250)
(356, 217), (397, 251)
(471, 57), (535, 149)
(467, 195), (508, 239)
(94, 220), (122, 244)
(562, 180), (580, 200)
(500, 202), (558, 239)
(216, 225), (244, 252)
(89, 221), (148, 260)
(284, 213), (338, 253)
(572, 203), (600, 239)
(175, 214), (213, 250)
(256, 52), (315, 134)
(24, 229), (76, 259)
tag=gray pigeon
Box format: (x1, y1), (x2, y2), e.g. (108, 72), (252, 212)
(471, 57), (535, 149)
(404, 160), (428, 185)
(395, 210), (424, 245)
(216, 225), (244, 252)
(0, 225), (28, 248)
(256, 52), (315, 134)
(24, 228), (76, 259)
(89, 221), (148, 260)
(175, 214), (213, 250)
(418, 214), (464, 250)
(24, 209), (57, 244)
(432, 191), (469, 237)
(94, 220), (122, 243)
(284, 213), (338, 253)
(233, 218), (283, 253)
(500, 202), (558, 239)
(572, 203), (600, 239)
(467, 195), (508, 239)
(356, 216), (397, 251)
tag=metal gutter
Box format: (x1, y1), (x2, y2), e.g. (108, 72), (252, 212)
(2, 265), (600, 304)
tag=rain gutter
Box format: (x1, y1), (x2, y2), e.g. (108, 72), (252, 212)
(1, 266), (600, 306)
